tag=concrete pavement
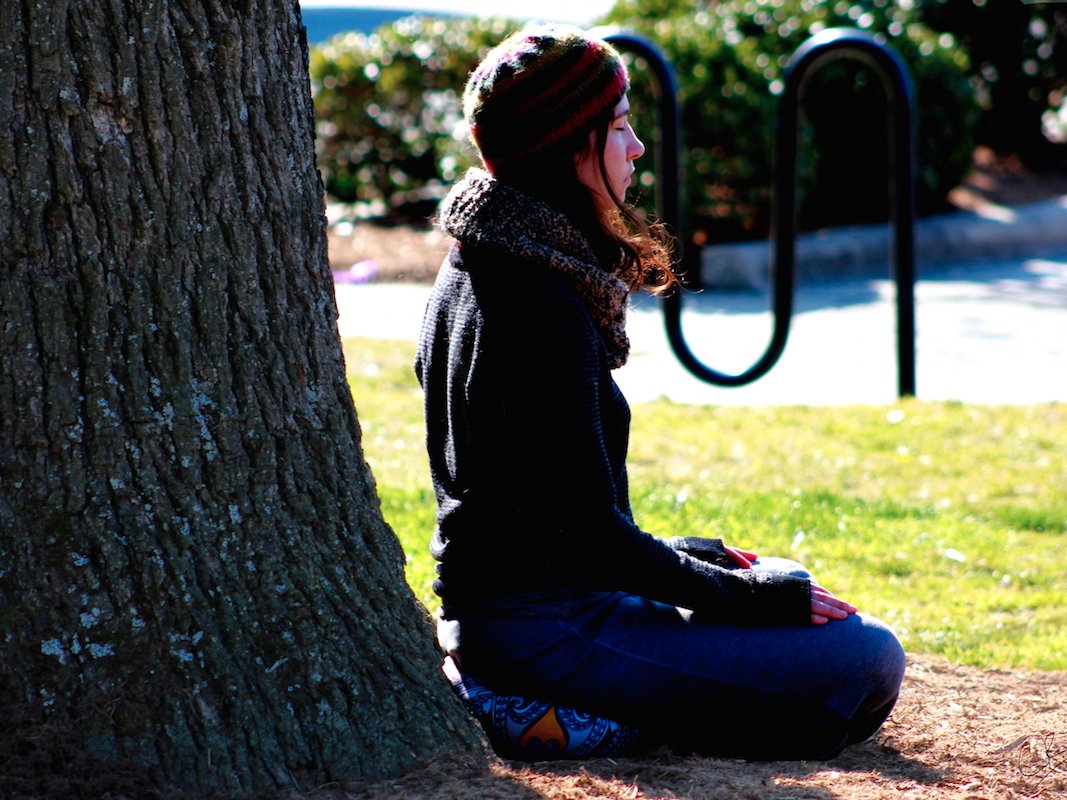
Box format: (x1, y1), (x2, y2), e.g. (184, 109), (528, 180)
(333, 195), (1067, 406)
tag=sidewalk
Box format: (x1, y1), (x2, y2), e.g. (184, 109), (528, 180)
(333, 196), (1067, 406)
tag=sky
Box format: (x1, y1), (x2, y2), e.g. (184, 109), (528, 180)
(298, 0), (616, 27)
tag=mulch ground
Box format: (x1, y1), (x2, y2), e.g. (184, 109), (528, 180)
(336, 653), (1066, 800)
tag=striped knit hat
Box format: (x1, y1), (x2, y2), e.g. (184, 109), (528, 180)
(463, 25), (629, 174)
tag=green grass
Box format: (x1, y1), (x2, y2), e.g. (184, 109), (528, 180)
(344, 337), (1067, 672)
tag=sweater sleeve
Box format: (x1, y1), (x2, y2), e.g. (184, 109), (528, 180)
(462, 266), (811, 626)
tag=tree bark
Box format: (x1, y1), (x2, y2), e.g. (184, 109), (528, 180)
(0, 0), (484, 793)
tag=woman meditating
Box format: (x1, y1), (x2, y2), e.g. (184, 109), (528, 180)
(415, 23), (906, 761)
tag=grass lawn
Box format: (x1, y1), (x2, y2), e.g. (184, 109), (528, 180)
(343, 336), (1067, 672)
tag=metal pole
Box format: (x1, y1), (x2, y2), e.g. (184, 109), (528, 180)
(786, 29), (917, 397)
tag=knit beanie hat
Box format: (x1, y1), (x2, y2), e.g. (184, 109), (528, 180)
(463, 24), (629, 174)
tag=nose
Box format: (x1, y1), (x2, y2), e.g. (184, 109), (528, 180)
(629, 130), (645, 160)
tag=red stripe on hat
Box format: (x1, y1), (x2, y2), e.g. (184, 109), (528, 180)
(510, 41), (611, 118)
(533, 67), (628, 148)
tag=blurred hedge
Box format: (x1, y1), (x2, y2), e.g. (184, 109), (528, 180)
(309, 17), (502, 220)
(603, 0), (979, 250)
(309, 1), (979, 250)
(918, 0), (1067, 167)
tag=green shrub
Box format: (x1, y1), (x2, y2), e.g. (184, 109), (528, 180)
(604, 0), (980, 250)
(918, 0), (1067, 166)
(309, 16), (510, 220)
(310, 2), (978, 248)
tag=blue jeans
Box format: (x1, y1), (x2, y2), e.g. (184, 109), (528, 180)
(439, 558), (906, 760)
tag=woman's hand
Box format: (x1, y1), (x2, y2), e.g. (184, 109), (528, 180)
(810, 584), (858, 625)
(723, 545), (758, 569)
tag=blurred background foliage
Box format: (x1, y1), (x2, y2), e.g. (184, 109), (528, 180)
(310, 16), (504, 221)
(604, 0), (978, 251)
(921, 0), (1067, 164)
(308, 0), (1067, 259)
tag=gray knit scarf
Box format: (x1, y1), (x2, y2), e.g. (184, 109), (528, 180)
(437, 168), (630, 369)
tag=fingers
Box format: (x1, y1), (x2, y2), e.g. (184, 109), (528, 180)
(810, 586), (858, 625)
(723, 545), (755, 569)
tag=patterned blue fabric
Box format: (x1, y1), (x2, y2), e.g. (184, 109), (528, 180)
(444, 658), (646, 760)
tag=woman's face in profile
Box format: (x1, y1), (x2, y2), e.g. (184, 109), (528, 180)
(575, 95), (645, 211)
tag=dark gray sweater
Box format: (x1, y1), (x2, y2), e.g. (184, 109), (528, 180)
(414, 170), (810, 626)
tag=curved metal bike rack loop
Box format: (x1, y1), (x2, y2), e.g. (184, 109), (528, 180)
(603, 27), (918, 397)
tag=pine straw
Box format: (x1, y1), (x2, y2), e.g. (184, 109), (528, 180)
(334, 654), (1066, 800)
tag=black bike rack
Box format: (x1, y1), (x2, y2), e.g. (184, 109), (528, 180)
(602, 27), (918, 398)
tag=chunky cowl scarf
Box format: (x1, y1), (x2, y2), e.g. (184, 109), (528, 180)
(437, 168), (631, 369)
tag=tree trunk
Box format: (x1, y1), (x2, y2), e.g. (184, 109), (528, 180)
(0, 0), (484, 794)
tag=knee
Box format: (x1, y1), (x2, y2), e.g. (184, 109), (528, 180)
(860, 615), (907, 690)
